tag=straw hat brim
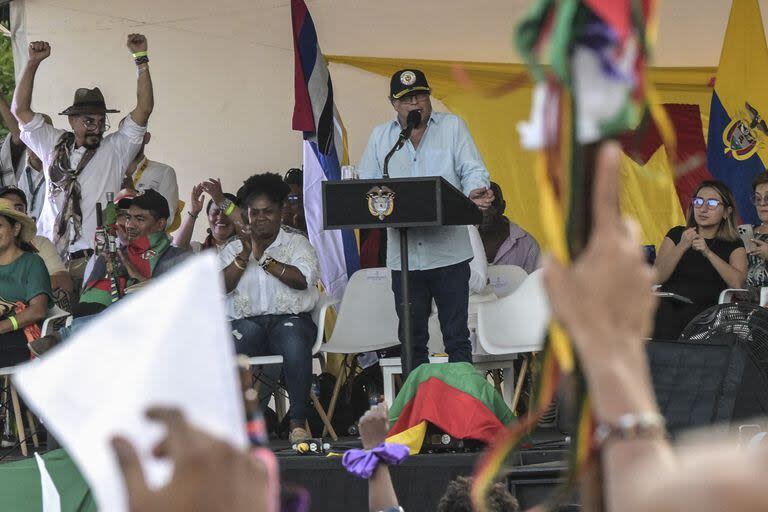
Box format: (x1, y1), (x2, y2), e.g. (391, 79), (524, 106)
(0, 208), (37, 243)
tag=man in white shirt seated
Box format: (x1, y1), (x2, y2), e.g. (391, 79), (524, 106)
(0, 185), (74, 311)
(219, 172), (320, 444)
(122, 131), (180, 231)
(11, 34), (154, 287)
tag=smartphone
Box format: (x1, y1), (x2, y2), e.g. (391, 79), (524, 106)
(738, 224), (755, 253)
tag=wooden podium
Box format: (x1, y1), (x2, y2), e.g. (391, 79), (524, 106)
(323, 176), (482, 374)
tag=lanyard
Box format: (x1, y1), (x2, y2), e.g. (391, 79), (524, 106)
(26, 166), (44, 215)
(132, 158), (149, 187)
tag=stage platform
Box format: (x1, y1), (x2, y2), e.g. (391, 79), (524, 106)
(0, 429), (579, 511)
(269, 428), (576, 511)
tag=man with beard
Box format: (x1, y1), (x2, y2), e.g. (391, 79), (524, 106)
(478, 182), (540, 274)
(358, 69), (493, 373)
(12, 34), (154, 288)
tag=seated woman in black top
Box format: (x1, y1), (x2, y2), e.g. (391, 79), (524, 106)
(653, 180), (747, 339)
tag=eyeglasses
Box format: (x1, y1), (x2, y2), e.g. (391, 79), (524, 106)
(287, 194), (301, 204)
(80, 116), (110, 132)
(396, 93), (429, 104)
(751, 193), (768, 206)
(692, 197), (723, 209)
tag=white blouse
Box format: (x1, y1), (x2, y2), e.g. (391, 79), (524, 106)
(218, 228), (320, 319)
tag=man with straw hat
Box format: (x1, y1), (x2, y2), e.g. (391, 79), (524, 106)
(11, 34), (154, 289)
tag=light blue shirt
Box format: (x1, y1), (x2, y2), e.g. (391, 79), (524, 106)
(358, 111), (490, 271)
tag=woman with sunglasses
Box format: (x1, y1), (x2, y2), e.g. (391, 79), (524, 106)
(652, 180), (747, 339)
(745, 173), (768, 288)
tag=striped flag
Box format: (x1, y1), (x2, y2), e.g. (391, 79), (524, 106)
(291, 0), (359, 299)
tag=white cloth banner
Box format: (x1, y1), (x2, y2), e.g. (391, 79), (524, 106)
(14, 253), (247, 512)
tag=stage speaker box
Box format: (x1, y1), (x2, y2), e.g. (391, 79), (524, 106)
(556, 335), (768, 436)
(647, 336), (768, 434)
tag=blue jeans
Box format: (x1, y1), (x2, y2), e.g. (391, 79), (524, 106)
(391, 260), (471, 372)
(231, 314), (316, 424)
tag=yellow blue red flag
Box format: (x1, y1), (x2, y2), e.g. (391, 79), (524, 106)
(707, 0), (768, 224)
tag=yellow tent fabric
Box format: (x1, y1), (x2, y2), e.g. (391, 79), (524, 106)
(328, 55), (716, 248)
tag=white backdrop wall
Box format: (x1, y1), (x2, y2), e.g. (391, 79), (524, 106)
(8, 0), (768, 240)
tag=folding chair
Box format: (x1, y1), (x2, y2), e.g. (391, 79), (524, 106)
(246, 292), (339, 439)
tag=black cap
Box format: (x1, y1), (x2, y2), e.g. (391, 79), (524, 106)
(0, 186), (28, 207)
(117, 188), (170, 220)
(390, 69), (431, 100)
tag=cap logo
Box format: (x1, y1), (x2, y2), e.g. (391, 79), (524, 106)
(400, 71), (417, 86)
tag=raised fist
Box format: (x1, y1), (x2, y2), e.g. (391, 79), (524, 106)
(28, 41), (51, 64)
(126, 33), (148, 53)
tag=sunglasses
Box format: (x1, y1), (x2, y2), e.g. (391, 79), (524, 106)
(692, 197), (723, 209)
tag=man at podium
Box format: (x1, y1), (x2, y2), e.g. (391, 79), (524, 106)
(358, 68), (493, 369)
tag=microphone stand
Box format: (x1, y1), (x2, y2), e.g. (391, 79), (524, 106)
(381, 120), (416, 376)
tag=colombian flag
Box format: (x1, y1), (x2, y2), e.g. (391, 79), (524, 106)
(707, 0), (768, 225)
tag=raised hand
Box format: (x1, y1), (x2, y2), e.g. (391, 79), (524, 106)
(126, 33), (148, 54)
(28, 41), (51, 64)
(190, 183), (205, 216)
(112, 407), (267, 512)
(542, 142), (658, 355)
(359, 403), (389, 450)
(201, 178), (226, 205)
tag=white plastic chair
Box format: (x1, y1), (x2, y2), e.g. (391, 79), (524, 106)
(321, 268), (401, 355)
(486, 265), (529, 298)
(246, 292), (338, 437)
(476, 269), (549, 355)
(319, 268), (401, 431)
(475, 269), (550, 412)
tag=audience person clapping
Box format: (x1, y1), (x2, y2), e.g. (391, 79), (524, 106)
(652, 180), (746, 339)
(172, 179), (239, 253)
(220, 172), (320, 444)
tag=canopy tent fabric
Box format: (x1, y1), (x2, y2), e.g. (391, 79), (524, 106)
(328, 55), (717, 248)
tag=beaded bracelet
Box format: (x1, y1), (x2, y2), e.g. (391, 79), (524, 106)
(594, 412), (667, 448)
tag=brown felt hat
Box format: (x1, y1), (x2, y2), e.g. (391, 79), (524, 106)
(59, 87), (120, 116)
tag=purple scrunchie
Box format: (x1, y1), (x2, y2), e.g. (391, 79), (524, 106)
(342, 442), (410, 479)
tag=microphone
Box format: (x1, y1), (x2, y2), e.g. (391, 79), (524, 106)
(401, 109), (421, 140)
(383, 110), (422, 179)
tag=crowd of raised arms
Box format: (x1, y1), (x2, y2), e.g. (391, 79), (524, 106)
(1, 34), (768, 512)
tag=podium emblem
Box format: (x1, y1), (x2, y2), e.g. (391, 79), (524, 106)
(366, 186), (395, 220)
